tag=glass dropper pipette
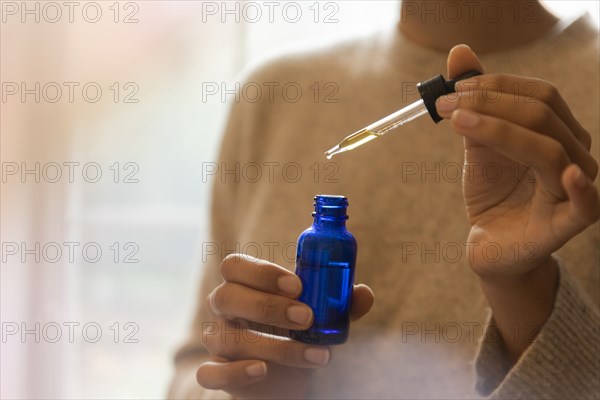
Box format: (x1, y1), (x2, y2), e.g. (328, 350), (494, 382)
(324, 70), (481, 159)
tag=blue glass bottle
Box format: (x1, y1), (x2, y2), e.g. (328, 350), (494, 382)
(290, 195), (357, 345)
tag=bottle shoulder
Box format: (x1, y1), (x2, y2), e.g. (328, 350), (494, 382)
(297, 224), (357, 264)
(298, 225), (357, 244)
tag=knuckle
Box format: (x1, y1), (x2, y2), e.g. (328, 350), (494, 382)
(262, 338), (289, 364)
(458, 90), (485, 110)
(476, 86), (500, 105)
(212, 338), (229, 357)
(258, 295), (280, 322)
(539, 81), (560, 105)
(492, 73), (511, 84)
(475, 89), (491, 105)
(580, 129), (592, 151)
(203, 328), (220, 353)
(527, 101), (553, 131)
(483, 115), (506, 139)
(590, 158), (599, 181)
(543, 141), (569, 171)
(207, 326), (234, 356)
(202, 318), (227, 353)
(486, 73), (511, 93)
(254, 263), (273, 284)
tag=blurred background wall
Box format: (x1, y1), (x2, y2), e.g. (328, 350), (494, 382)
(1, 1), (597, 398)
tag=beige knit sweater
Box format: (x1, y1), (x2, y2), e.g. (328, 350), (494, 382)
(169, 15), (600, 399)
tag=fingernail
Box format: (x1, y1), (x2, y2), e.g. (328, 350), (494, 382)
(574, 165), (587, 188)
(453, 109), (480, 128)
(287, 305), (312, 325)
(277, 275), (301, 295)
(245, 362), (267, 377)
(436, 95), (459, 114)
(304, 347), (330, 365)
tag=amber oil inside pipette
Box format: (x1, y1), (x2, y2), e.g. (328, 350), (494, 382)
(324, 128), (383, 159)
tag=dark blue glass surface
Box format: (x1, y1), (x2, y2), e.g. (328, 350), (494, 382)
(290, 195), (357, 345)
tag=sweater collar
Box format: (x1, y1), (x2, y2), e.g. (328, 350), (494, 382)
(384, 13), (597, 77)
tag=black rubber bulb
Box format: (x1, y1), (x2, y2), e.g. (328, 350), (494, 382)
(417, 70), (482, 122)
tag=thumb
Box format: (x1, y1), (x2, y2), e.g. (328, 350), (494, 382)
(447, 44), (485, 79)
(350, 284), (374, 322)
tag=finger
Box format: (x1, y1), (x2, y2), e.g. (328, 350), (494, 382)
(196, 358), (267, 391)
(436, 91), (598, 179)
(209, 282), (313, 329)
(447, 44), (485, 79)
(450, 109), (570, 199)
(455, 74), (593, 152)
(350, 284), (375, 322)
(553, 164), (600, 240)
(203, 326), (330, 369)
(220, 254), (302, 298)
(446, 44), (485, 151)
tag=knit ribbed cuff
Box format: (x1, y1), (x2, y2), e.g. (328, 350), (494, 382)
(474, 263), (600, 399)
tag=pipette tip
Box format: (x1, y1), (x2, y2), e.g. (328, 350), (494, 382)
(324, 145), (341, 159)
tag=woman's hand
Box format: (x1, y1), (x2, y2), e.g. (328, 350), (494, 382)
(435, 45), (599, 360)
(196, 254), (374, 399)
(436, 45), (598, 278)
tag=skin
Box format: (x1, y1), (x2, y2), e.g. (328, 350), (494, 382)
(196, 254), (374, 399)
(399, 0), (559, 53)
(196, 1), (600, 397)
(436, 45), (599, 362)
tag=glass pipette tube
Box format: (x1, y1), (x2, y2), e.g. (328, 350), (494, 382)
(324, 70), (482, 159)
(324, 99), (429, 159)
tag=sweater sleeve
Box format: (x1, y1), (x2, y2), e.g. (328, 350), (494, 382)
(166, 77), (256, 399)
(474, 260), (600, 399)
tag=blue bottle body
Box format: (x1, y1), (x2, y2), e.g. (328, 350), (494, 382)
(290, 195), (357, 345)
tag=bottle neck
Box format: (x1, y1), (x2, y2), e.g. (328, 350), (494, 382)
(312, 216), (346, 230)
(312, 195), (349, 230)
